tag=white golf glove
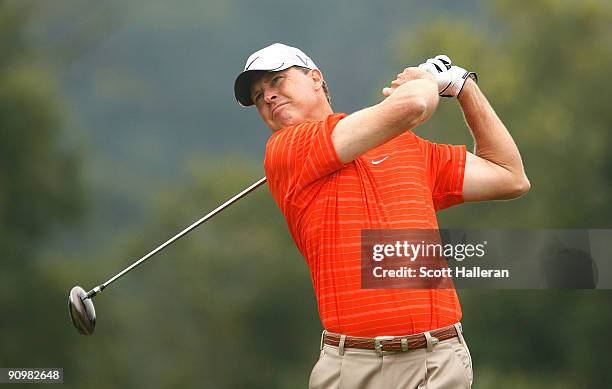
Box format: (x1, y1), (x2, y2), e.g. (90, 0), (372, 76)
(418, 55), (477, 97)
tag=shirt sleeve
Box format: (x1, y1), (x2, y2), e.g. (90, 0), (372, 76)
(264, 113), (346, 214)
(415, 136), (467, 210)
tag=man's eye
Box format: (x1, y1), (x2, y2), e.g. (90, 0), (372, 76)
(271, 76), (282, 85)
(254, 93), (263, 103)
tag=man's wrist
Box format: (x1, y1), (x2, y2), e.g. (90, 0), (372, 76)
(458, 78), (478, 100)
(422, 71), (437, 85)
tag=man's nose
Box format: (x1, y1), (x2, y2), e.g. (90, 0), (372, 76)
(264, 90), (278, 104)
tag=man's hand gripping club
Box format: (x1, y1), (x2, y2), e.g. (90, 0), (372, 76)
(418, 55), (477, 97)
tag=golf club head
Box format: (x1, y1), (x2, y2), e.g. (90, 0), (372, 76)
(68, 286), (96, 335)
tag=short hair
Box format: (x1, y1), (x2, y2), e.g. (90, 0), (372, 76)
(295, 66), (332, 105)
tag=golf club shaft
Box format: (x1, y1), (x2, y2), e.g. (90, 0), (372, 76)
(86, 176), (268, 299)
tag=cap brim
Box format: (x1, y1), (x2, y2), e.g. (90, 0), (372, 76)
(234, 70), (261, 107)
(234, 63), (296, 107)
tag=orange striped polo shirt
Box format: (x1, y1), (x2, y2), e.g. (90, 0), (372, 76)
(264, 113), (466, 337)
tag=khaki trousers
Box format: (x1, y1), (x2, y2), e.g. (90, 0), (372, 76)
(309, 323), (473, 389)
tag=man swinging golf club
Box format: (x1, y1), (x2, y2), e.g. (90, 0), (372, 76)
(234, 43), (529, 388)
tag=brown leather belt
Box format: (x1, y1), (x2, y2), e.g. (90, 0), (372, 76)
(323, 324), (458, 355)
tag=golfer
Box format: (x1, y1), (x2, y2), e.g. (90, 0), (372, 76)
(234, 43), (529, 388)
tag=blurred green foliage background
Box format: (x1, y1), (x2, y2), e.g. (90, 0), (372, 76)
(1, 0), (611, 387)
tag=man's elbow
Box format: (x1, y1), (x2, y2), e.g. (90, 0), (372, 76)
(505, 174), (531, 199)
(402, 95), (435, 127)
(385, 80), (438, 129)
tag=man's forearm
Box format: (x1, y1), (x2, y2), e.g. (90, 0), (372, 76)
(332, 71), (438, 163)
(458, 79), (528, 180)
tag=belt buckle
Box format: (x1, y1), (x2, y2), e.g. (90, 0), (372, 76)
(374, 336), (395, 356)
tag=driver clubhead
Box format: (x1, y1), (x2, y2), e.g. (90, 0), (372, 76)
(68, 286), (96, 335)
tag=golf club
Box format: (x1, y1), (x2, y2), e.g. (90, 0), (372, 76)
(68, 176), (268, 335)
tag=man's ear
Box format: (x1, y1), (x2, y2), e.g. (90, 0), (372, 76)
(310, 69), (324, 91)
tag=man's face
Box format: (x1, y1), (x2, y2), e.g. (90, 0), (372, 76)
(250, 67), (322, 132)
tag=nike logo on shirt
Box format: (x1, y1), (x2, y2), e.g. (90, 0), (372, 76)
(371, 156), (389, 165)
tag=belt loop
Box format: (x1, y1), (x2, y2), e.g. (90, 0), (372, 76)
(320, 330), (326, 351)
(424, 331), (439, 352)
(339, 335), (346, 356)
(454, 323), (465, 345)
(401, 338), (409, 352)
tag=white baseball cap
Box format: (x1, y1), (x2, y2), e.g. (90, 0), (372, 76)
(234, 43), (318, 107)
